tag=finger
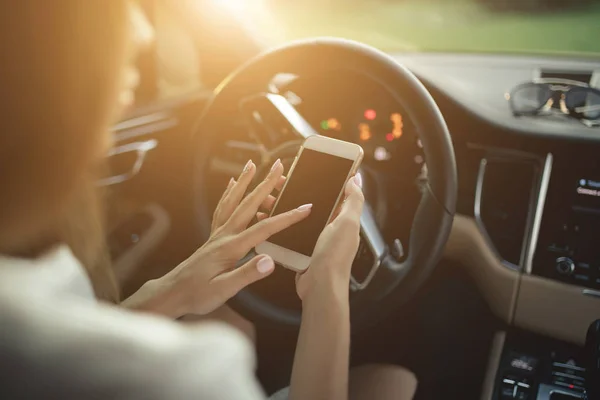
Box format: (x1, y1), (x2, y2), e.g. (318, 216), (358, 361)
(212, 178), (236, 230)
(256, 212), (269, 221)
(225, 177), (236, 196)
(261, 195), (277, 211)
(235, 203), (312, 249)
(337, 174), (365, 223)
(213, 254), (275, 299)
(330, 173), (363, 223)
(218, 160), (256, 228)
(275, 175), (286, 191)
(226, 159), (284, 231)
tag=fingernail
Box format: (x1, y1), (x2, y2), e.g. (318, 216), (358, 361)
(297, 203), (313, 212)
(269, 158), (281, 174)
(257, 256), (275, 274)
(227, 177), (235, 188)
(354, 173), (363, 188)
(243, 160), (253, 173)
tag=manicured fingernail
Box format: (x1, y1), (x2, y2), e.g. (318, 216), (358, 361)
(227, 177), (235, 188)
(243, 160), (253, 173)
(257, 256), (275, 274)
(297, 203), (313, 212)
(354, 173), (363, 188)
(269, 158), (281, 174)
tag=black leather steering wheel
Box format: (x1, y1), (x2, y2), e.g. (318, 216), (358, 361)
(193, 38), (457, 331)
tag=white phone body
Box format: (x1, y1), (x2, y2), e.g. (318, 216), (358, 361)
(256, 135), (364, 272)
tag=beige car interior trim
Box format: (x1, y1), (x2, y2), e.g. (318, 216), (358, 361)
(446, 215), (600, 345)
(514, 275), (600, 345)
(480, 331), (506, 400)
(443, 215), (520, 323)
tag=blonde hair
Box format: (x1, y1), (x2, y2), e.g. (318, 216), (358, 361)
(0, 1), (131, 301)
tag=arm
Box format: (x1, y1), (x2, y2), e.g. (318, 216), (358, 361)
(289, 287), (350, 400)
(289, 176), (364, 400)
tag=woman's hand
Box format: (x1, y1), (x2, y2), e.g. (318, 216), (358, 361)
(296, 174), (364, 303)
(163, 159), (312, 317)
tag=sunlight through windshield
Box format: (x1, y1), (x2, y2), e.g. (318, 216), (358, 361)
(214, 0), (600, 56)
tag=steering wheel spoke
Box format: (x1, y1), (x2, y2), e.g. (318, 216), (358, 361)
(240, 93), (319, 148)
(350, 205), (388, 291)
(209, 139), (266, 177)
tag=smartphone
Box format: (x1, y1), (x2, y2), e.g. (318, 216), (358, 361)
(256, 135), (363, 272)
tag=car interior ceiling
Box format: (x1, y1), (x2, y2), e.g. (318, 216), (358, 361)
(106, 1), (600, 399)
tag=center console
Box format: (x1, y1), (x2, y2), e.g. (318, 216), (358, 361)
(489, 331), (589, 400)
(532, 156), (600, 291)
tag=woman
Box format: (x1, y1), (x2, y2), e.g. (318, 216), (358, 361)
(0, 1), (417, 399)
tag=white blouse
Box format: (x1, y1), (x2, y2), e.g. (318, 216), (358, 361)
(0, 246), (266, 399)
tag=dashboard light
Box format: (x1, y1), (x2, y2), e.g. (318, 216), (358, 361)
(327, 118), (341, 131)
(359, 123), (372, 141)
(386, 133), (394, 142)
(391, 113), (404, 138)
(374, 147), (391, 161)
(320, 120), (329, 130)
(364, 109), (377, 120)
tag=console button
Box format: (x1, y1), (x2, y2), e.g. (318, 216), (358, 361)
(501, 385), (515, 399)
(556, 257), (575, 275)
(575, 274), (590, 282)
(515, 387), (530, 400)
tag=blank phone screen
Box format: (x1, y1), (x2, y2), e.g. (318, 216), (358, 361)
(269, 148), (354, 256)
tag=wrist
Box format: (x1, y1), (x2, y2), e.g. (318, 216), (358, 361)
(122, 275), (188, 319)
(301, 275), (350, 311)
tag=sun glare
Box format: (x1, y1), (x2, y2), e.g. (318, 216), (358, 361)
(208, 0), (254, 15)
(219, 0), (249, 12)
(200, 0), (284, 46)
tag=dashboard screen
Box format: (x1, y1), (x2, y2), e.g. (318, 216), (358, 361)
(269, 149), (354, 256)
(574, 178), (600, 211)
(281, 70), (425, 180)
(318, 110), (409, 162)
(533, 157), (600, 290)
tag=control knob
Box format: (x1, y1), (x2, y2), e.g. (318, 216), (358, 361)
(555, 257), (575, 276)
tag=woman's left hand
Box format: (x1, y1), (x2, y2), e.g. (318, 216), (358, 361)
(163, 159), (311, 317)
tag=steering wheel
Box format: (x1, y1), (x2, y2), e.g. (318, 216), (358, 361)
(193, 38), (457, 331)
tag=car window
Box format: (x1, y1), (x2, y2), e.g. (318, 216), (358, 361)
(235, 0), (600, 56)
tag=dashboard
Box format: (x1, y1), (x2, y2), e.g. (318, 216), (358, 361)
(382, 53), (600, 347)
(273, 53), (600, 346)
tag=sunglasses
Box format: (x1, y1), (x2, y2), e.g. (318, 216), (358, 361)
(508, 79), (600, 124)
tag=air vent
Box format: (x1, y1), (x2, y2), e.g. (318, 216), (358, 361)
(475, 156), (538, 267)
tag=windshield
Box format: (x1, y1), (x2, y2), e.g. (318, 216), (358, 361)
(231, 0), (600, 56)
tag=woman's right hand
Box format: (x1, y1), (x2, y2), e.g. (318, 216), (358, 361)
(295, 174), (364, 303)
(137, 159), (312, 318)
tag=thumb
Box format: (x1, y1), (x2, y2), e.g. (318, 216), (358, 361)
(339, 173), (364, 219)
(214, 255), (275, 299)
